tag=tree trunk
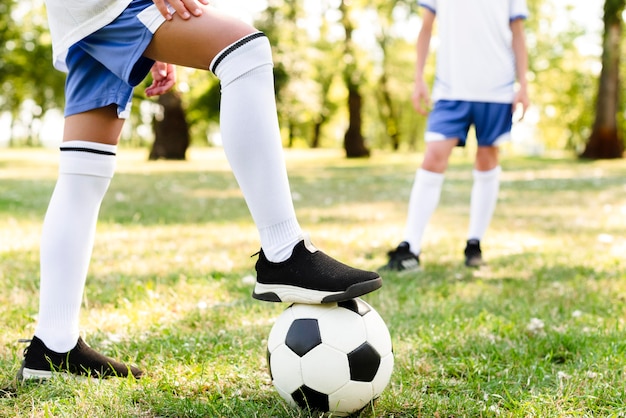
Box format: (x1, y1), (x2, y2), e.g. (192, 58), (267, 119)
(150, 90), (190, 160)
(311, 118), (324, 149)
(344, 84), (370, 157)
(581, 0), (624, 159)
(340, 0), (370, 159)
(378, 72), (400, 151)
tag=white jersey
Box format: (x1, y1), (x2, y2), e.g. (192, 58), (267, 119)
(419, 0), (528, 103)
(44, 0), (132, 72)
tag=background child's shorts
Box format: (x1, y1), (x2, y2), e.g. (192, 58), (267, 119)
(425, 100), (513, 147)
(64, 0), (169, 118)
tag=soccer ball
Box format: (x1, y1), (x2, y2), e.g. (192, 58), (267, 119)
(266, 298), (394, 416)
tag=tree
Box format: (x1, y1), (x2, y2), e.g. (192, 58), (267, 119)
(369, 0), (422, 151)
(581, 0), (625, 159)
(339, 0), (370, 158)
(307, 3), (343, 149)
(149, 90), (190, 160)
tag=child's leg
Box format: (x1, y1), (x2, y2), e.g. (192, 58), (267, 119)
(467, 166), (501, 241)
(35, 139), (116, 353)
(36, 106), (123, 352)
(22, 107), (142, 380)
(146, 10), (301, 262)
(403, 168), (445, 255)
(404, 139), (456, 255)
(143, 7), (381, 303)
(213, 35), (303, 262)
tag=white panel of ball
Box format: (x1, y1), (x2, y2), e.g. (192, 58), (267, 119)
(328, 381), (375, 415)
(269, 345), (304, 394)
(301, 344), (351, 394)
(317, 308), (367, 353)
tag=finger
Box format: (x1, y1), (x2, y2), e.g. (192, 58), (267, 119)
(152, 0), (173, 20)
(168, 64), (177, 82)
(416, 106), (429, 116)
(145, 85), (158, 97)
(414, 94), (430, 115)
(513, 101), (527, 122)
(146, 82), (170, 97)
(168, 0), (202, 19)
(182, 0), (205, 14)
(151, 62), (167, 79)
(412, 99), (427, 116)
(158, 62), (169, 78)
(519, 105), (527, 121)
(146, 65), (176, 96)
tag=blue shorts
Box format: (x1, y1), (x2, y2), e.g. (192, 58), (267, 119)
(425, 100), (513, 147)
(64, 0), (168, 118)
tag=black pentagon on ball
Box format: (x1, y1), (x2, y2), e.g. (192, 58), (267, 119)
(292, 385), (329, 412)
(338, 298), (371, 316)
(348, 342), (381, 382)
(285, 318), (322, 356)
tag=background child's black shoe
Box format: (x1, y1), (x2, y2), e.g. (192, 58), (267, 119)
(381, 241), (420, 272)
(254, 237), (382, 304)
(464, 239), (483, 267)
(17, 336), (143, 381)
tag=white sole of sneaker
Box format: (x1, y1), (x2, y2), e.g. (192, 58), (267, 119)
(253, 283), (333, 303)
(253, 278), (382, 304)
(19, 367), (52, 380)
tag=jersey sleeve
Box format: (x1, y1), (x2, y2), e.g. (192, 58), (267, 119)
(418, 0), (436, 15)
(510, 0), (529, 21)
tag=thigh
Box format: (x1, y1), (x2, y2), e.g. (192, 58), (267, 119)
(63, 47), (127, 144)
(63, 105), (125, 145)
(143, 4), (258, 70)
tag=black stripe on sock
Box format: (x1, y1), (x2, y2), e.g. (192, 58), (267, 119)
(60, 147), (116, 156)
(210, 32), (267, 74)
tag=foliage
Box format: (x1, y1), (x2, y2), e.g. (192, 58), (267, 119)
(1, 148), (626, 416)
(366, 0), (426, 151)
(0, 0), (65, 145)
(0, 0), (622, 154)
(255, 0), (322, 148)
(519, 0), (595, 152)
(605, 0), (626, 24)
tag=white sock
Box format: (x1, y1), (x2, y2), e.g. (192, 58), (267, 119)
(211, 33), (302, 262)
(34, 141), (116, 352)
(404, 169), (444, 255)
(467, 166), (501, 240)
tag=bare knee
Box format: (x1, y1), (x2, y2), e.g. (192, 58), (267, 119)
(475, 147), (499, 171)
(421, 140), (456, 173)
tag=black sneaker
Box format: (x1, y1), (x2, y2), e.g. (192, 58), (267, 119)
(464, 239), (483, 267)
(381, 241), (420, 272)
(17, 336), (143, 381)
(253, 237), (382, 304)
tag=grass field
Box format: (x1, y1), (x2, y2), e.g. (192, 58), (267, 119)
(1, 147), (625, 417)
